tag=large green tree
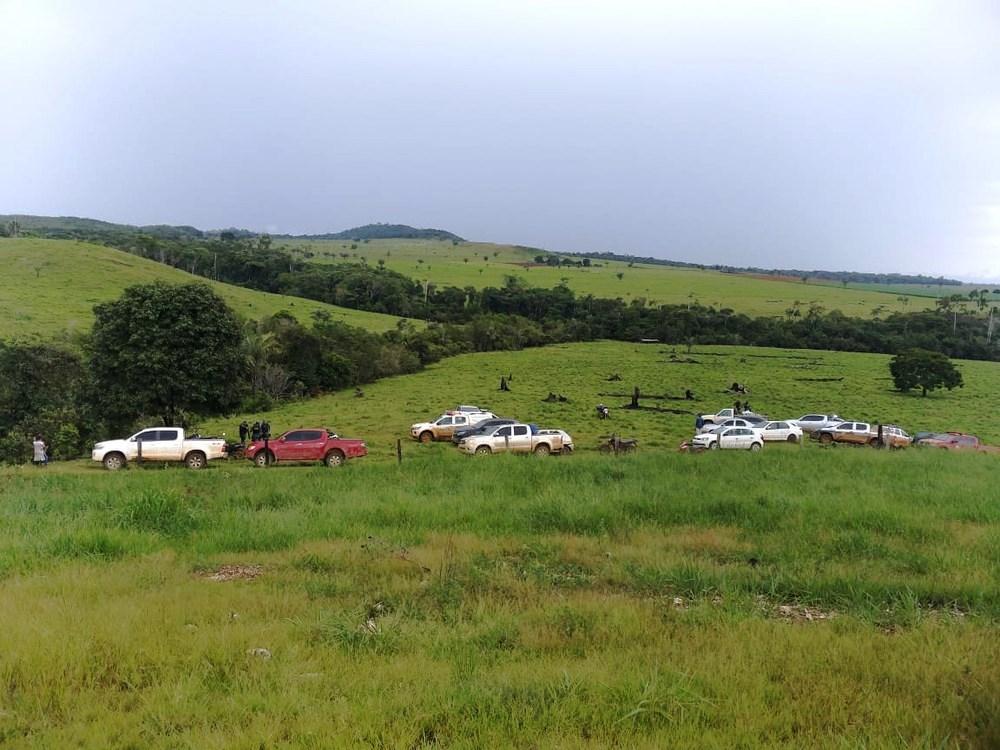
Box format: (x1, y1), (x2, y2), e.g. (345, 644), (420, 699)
(89, 282), (245, 427)
(889, 348), (964, 396)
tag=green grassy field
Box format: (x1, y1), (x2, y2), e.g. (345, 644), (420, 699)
(282, 238), (936, 318)
(0, 450), (997, 747)
(826, 281), (1000, 302)
(208, 341), (1000, 459)
(4, 342), (999, 746)
(0, 238), (410, 339)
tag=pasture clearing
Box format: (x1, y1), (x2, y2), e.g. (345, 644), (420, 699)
(0, 449), (998, 747)
(283, 238), (933, 317)
(208, 341), (1000, 460)
(0, 238), (410, 339)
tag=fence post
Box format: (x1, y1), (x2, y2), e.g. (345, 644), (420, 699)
(505, 435), (510, 452)
(613, 433), (620, 455)
(137, 438), (142, 465)
(396, 439), (402, 465)
(264, 437), (270, 466)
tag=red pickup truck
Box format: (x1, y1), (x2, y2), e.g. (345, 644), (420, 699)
(246, 428), (367, 468)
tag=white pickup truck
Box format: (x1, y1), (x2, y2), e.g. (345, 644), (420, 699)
(457, 423), (573, 456)
(410, 410), (497, 443)
(92, 427), (228, 470)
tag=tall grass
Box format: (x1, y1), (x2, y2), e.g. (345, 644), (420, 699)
(1, 451), (998, 746)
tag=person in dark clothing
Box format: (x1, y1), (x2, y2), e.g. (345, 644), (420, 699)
(685, 389), (694, 400)
(743, 401), (752, 413)
(695, 414), (705, 430)
(499, 376), (510, 391)
(261, 421), (271, 440)
(734, 400), (742, 414)
(239, 421), (249, 444)
(251, 422), (261, 442)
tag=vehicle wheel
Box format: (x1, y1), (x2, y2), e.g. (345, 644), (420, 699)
(534, 443), (551, 456)
(750, 442), (762, 452)
(819, 433), (833, 445)
(868, 437), (879, 447)
(708, 442), (719, 450)
(103, 452), (126, 471)
(419, 431), (433, 444)
(475, 445), (492, 455)
(254, 451), (274, 467)
(185, 451), (207, 470)
(562, 445), (573, 454)
(787, 434), (799, 443)
(324, 449), (345, 468)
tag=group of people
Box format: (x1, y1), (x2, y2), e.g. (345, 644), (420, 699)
(238, 420), (272, 445)
(734, 400), (754, 414)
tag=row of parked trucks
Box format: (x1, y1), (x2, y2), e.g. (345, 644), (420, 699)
(410, 406), (574, 456)
(89, 405), (992, 470)
(91, 427), (367, 471)
(685, 408), (991, 452)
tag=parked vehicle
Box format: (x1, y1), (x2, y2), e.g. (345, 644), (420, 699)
(761, 421), (804, 443)
(92, 427), (227, 470)
(458, 423), (572, 455)
(791, 414), (847, 433)
(411, 410), (497, 443)
(698, 417), (764, 435)
(913, 432), (1000, 453)
(691, 427), (764, 451)
(815, 422), (912, 448)
(451, 418), (516, 444)
(245, 428), (367, 467)
(699, 408), (767, 426)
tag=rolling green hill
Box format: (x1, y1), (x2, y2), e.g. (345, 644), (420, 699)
(208, 340), (1000, 458)
(281, 238), (936, 317)
(0, 238), (412, 340)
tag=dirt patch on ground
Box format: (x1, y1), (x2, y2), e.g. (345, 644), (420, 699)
(201, 564), (263, 582)
(774, 603), (836, 622)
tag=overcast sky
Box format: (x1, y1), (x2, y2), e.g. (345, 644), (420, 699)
(2, 1), (999, 279)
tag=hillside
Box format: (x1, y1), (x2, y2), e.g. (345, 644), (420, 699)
(294, 223), (464, 242)
(207, 340), (1000, 457)
(0, 214), (204, 240)
(0, 238), (411, 340)
(281, 238), (937, 318)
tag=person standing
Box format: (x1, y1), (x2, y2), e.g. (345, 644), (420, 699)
(239, 421), (249, 444)
(32, 435), (48, 466)
(251, 422), (261, 442)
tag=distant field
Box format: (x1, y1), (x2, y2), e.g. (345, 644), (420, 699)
(280, 238), (935, 317)
(0, 238), (411, 340)
(207, 341), (1000, 458)
(824, 280), (1000, 301)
